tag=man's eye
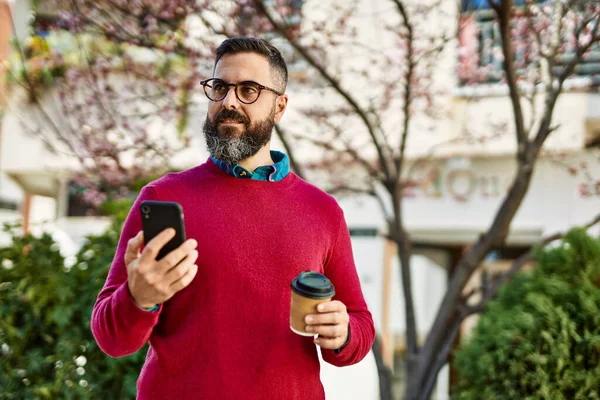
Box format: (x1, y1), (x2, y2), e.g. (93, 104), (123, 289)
(213, 83), (226, 92)
(241, 85), (258, 94)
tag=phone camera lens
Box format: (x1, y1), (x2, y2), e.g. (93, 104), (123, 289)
(141, 205), (150, 214)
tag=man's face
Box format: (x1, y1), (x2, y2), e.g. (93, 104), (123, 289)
(202, 52), (288, 164)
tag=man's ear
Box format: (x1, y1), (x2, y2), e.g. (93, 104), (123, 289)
(274, 94), (289, 124)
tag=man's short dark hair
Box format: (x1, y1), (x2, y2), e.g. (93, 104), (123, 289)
(214, 37), (288, 93)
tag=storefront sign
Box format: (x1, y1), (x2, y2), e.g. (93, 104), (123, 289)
(405, 163), (510, 202)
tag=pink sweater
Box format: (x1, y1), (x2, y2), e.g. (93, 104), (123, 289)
(91, 159), (375, 399)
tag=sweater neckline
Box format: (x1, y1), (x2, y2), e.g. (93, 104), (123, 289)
(204, 157), (298, 190)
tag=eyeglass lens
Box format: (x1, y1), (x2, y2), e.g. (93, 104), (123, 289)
(206, 80), (261, 104)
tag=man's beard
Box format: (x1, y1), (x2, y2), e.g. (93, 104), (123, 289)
(202, 107), (275, 164)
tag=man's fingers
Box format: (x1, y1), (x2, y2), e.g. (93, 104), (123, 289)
(306, 300), (350, 350)
(314, 336), (345, 350)
(316, 300), (346, 314)
(170, 263), (198, 292)
(158, 239), (198, 270)
(306, 324), (345, 338)
(164, 250), (199, 284)
(305, 312), (346, 326)
(125, 231), (144, 265)
(139, 228), (176, 263)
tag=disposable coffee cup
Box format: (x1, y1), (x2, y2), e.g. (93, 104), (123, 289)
(290, 271), (335, 336)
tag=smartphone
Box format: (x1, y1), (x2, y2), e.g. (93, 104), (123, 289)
(140, 200), (186, 261)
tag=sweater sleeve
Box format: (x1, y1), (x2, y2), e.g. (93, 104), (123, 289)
(91, 186), (163, 358)
(321, 209), (375, 367)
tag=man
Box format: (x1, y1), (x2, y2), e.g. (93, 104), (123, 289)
(91, 37), (375, 400)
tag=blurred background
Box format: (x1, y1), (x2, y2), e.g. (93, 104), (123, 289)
(0, 0), (599, 399)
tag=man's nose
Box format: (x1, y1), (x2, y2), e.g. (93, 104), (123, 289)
(221, 86), (239, 109)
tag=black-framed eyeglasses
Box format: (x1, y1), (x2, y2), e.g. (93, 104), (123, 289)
(199, 78), (283, 105)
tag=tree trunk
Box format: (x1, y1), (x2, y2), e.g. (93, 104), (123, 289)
(390, 191), (420, 399)
(407, 162), (536, 398)
(372, 335), (395, 400)
(274, 125), (307, 180)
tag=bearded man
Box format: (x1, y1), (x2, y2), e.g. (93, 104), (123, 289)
(91, 37), (374, 400)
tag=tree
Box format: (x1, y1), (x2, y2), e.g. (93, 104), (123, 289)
(234, 1), (600, 398)
(454, 228), (600, 399)
(4, 2), (197, 203)
(8, 0), (600, 399)
(0, 213), (147, 399)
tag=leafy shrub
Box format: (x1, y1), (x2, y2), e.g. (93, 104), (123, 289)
(454, 228), (600, 400)
(0, 206), (146, 399)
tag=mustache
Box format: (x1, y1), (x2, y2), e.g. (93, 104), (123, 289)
(214, 109), (250, 125)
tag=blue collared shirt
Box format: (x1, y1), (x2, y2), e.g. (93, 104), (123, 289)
(210, 150), (290, 182)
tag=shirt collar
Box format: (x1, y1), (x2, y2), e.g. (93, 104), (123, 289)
(210, 151), (290, 182)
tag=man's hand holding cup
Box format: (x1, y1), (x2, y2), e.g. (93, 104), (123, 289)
(125, 228), (199, 309)
(305, 300), (349, 350)
(289, 271), (349, 351)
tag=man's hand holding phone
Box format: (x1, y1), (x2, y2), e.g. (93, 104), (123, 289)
(125, 228), (199, 309)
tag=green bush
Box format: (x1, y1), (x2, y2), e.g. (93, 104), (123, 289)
(454, 228), (600, 400)
(0, 207), (146, 399)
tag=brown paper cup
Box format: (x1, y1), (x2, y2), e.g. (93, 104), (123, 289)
(290, 290), (332, 336)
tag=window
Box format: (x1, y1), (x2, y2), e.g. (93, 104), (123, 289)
(33, 16), (61, 38)
(0, 198), (18, 211)
(458, 1), (600, 86)
(33, 0), (64, 38)
(461, 0), (528, 12)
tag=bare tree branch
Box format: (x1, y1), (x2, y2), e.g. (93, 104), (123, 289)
(8, 12), (81, 158)
(489, 0), (502, 14)
(523, 90), (538, 138)
(0, 90), (78, 157)
(418, 313), (462, 400)
(251, 0), (395, 182)
(291, 123), (381, 179)
(390, 0), (415, 183)
(386, 1), (421, 373)
(494, 0), (528, 153)
(532, 13), (600, 151)
(326, 185), (375, 197)
(273, 125), (307, 179)
(414, 35), (453, 65)
(371, 335), (395, 400)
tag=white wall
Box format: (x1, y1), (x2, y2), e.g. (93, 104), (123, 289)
(319, 347), (380, 400)
(347, 234), (448, 337)
(1, 106), (79, 174)
(8, 0), (32, 41)
(337, 151), (600, 244)
(438, 93), (599, 157)
(284, 0), (599, 165)
(403, 152), (600, 237)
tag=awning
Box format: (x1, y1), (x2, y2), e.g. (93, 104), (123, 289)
(4, 168), (71, 198)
